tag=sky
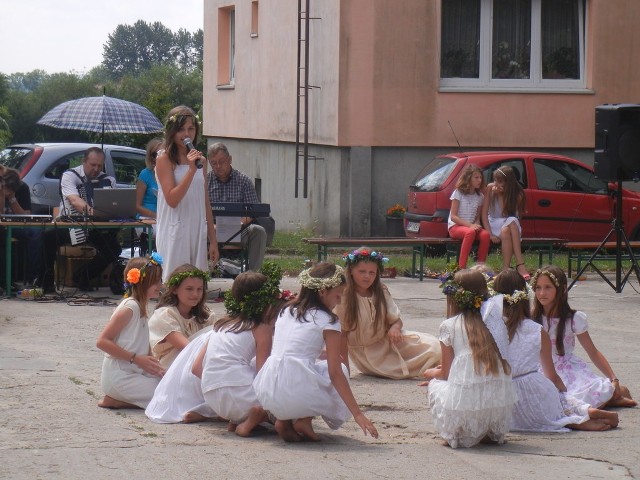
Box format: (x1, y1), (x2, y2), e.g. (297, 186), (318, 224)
(0, 0), (204, 75)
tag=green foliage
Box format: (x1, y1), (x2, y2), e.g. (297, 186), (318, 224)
(0, 20), (203, 150)
(102, 20), (203, 80)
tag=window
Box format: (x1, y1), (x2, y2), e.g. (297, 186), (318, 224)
(251, 1), (259, 37)
(440, 0), (586, 91)
(533, 159), (608, 194)
(111, 151), (145, 186)
(217, 6), (236, 86)
(482, 159), (528, 188)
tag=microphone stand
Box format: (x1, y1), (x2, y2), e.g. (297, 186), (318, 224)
(568, 180), (640, 292)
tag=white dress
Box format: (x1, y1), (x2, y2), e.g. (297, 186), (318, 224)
(427, 314), (517, 448)
(156, 164), (209, 283)
(201, 328), (260, 424)
(542, 311), (615, 408)
(145, 328), (217, 423)
(100, 298), (160, 408)
(508, 319), (589, 432)
(253, 308), (351, 429)
(487, 195), (521, 237)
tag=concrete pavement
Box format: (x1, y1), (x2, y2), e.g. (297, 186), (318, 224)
(0, 273), (638, 480)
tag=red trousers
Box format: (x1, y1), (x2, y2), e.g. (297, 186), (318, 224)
(448, 225), (490, 268)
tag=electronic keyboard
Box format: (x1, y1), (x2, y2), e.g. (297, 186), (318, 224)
(0, 214), (53, 223)
(212, 203), (271, 217)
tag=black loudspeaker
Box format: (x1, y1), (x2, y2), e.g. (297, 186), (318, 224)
(594, 104), (640, 181)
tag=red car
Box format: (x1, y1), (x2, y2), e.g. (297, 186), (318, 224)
(404, 151), (640, 241)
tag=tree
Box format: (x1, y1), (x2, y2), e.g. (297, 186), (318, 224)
(102, 20), (202, 79)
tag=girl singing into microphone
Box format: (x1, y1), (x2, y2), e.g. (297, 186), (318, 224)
(155, 105), (219, 282)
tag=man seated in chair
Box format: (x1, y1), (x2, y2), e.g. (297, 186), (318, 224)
(39, 147), (122, 292)
(207, 142), (266, 271)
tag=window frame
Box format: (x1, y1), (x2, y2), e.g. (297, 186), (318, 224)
(440, 0), (588, 93)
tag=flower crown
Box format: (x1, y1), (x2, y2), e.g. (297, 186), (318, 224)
(124, 252), (163, 296)
(342, 248), (389, 268)
(166, 112), (200, 129)
(530, 269), (560, 288)
(299, 265), (345, 291)
(278, 289), (297, 301)
(166, 267), (210, 288)
(504, 289), (529, 305)
(440, 273), (486, 312)
(223, 262), (283, 318)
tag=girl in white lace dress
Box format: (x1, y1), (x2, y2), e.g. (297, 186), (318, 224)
(494, 269), (619, 432)
(531, 266), (636, 408)
(423, 269), (516, 448)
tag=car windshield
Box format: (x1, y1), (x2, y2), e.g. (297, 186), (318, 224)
(410, 157), (458, 192)
(533, 158), (609, 194)
(0, 147), (33, 170)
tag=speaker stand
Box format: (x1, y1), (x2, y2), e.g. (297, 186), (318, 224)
(568, 180), (640, 292)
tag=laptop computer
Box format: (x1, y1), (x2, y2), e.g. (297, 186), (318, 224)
(92, 188), (137, 220)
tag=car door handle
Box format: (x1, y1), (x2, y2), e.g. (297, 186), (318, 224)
(538, 199), (551, 207)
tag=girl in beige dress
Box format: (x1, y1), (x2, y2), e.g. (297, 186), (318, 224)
(148, 264), (215, 369)
(335, 247), (441, 379)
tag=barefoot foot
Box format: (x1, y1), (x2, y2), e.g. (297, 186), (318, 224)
(608, 396), (637, 408)
(235, 407), (268, 437)
(183, 411), (211, 424)
(98, 395), (139, 409)
(570, 419), (612, 431)
(588, 408), (619, 427)
(227, 422), (238, 432)
(275, 420), (302, 442)
(293, 417), (321, 441)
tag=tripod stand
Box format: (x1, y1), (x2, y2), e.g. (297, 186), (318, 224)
(569, 180), (640, 292)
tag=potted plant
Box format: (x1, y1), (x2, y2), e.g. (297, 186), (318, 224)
(385, 204), (406, 237)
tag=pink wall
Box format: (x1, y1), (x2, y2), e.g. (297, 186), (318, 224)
(204, 0), (640, 149)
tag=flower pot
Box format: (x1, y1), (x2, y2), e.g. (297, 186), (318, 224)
(385, 216), (405, 237)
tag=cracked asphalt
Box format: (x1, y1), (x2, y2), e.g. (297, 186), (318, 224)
(1, 273), (638, 479)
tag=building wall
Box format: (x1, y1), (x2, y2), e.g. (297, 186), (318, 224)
(203, 0), (640, 236)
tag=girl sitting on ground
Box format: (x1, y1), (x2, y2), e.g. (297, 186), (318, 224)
(148, 264), (215, 369)
(335, 247), (440, 379)
(97, 254), (165, 409)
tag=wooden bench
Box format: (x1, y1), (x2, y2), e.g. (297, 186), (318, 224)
(303, 236), (566, 281)
(303, 237), (456, 281)
(445, 237), (566, 268)
(566, 241), (640, 278)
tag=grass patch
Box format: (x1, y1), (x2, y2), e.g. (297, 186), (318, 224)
(264, 232), (632, 277)
(68, 376), (84, 386)
(141, 432), (157, 438)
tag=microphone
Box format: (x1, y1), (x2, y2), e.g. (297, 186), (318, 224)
(183, 138), (203, 169)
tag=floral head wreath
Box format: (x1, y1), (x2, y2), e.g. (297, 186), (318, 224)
(165, 112), (200, 130)
(124, 252), (163, 297)
(504, 289), (529, 305)
(342, 248), (389, 269)
(166, 267), (210, 288)
(440, 271), (486, 312)
(530, 269), (560, 288)
(298, 265), (345, 291)
(278, 289), (297, 301)
(223, 262), (283, 318)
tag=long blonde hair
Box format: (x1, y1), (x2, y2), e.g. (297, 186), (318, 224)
(123, 256), (162, 318)
(341, 261), (388, 335)
(448, 270), (510, 376)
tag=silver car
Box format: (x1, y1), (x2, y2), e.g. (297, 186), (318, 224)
(0, 143), (146, 214)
